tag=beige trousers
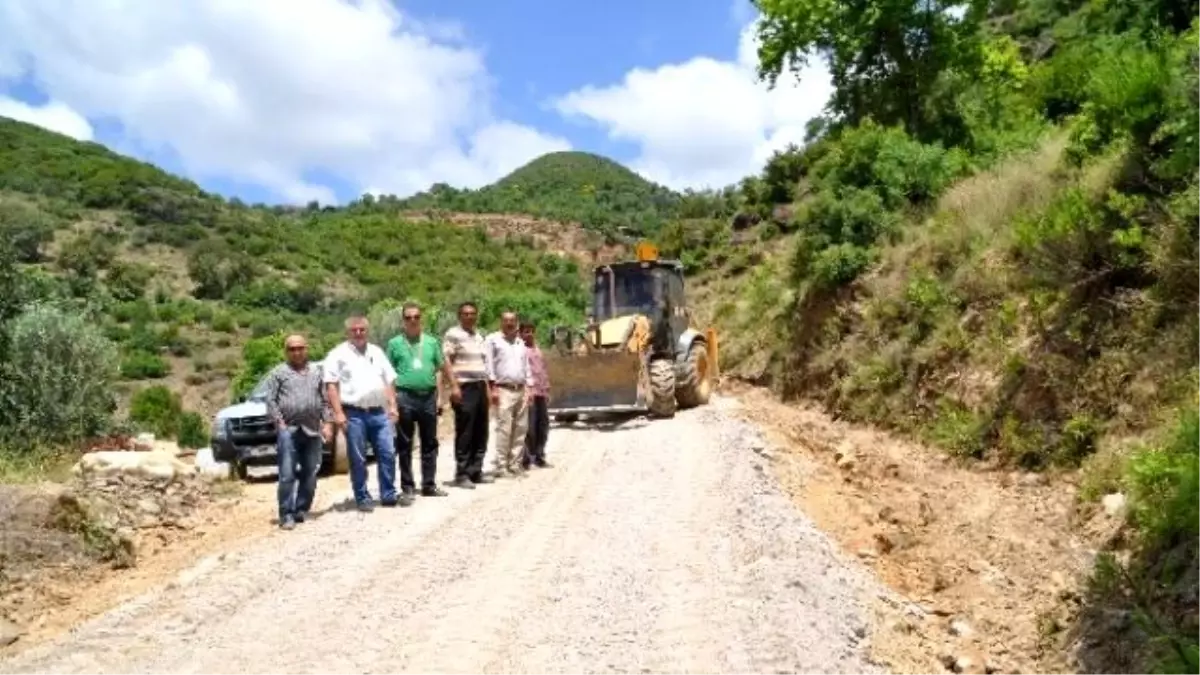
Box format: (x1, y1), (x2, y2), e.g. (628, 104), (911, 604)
(492, 387), (529, 474)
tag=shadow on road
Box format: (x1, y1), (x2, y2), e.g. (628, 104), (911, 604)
(551, 412), (648, 433)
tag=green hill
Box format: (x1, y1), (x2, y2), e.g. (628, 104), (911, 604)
(393, 150), (684, 239)
(0, 117), (591, 459)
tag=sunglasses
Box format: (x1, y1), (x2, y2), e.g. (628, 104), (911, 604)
(286, 345), (306, 352)
(404, 314), (421, 321)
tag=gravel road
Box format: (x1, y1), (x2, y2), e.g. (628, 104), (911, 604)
(0, 395), (884, 674)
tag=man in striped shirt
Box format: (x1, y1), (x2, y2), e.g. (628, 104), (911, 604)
(263, 334), (332, 530)
(442, 301), (495, 489)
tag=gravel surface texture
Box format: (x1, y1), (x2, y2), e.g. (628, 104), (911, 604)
(0, 395), (886, 674)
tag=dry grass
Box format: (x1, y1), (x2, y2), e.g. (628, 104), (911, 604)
(873, 131), (1071, 297)
(691, 231), (797, 383)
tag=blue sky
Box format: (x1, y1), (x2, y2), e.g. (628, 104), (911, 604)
(0, 0), (831, 206)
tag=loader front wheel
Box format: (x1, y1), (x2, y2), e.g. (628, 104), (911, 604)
(647, 357), (677, 418)
(675, 340), (712, 409)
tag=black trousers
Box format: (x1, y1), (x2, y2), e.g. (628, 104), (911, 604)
(452, 380), (489, 481)
(523, 395), (550, 466)
(395, 388), (439, 490)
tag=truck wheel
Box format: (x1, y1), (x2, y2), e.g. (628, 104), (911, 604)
(675, 340), (712, 409)
(323, 429), (349, 476)
(647, 357), (677, 418)
(231, 457), (249, 481)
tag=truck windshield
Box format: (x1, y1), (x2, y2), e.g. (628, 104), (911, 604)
(593, 266), (659, 321)
(248, 379), (270, 401)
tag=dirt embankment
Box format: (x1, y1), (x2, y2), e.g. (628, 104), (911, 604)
(400, 210), (629, 266)
(725, 381), (1123, 674)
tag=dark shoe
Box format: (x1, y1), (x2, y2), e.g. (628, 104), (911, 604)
(398, 493), (415, 507)
(357, 501), (375, 513)
(401, 486), (416, 498)
(280, 516), (296, 530)
(447, 477), (476, 490)
(294, 511), (307, 523)
(421, 486), (449, 497)
(534, 460), (552, 469)
(471, 475), (495, 484)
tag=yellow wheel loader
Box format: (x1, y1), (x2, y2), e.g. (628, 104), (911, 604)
(544, 241), (719, 421)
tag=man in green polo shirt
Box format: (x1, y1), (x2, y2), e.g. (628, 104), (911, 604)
(386, 301), (457, 503)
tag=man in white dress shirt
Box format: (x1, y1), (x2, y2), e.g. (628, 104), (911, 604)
(323, 315), (400, 512)
(485, 310), (535, 478)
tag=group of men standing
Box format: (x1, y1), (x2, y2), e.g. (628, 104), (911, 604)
(262, 301), (553, 529)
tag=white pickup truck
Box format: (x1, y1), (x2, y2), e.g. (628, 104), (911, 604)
(209, 363), (352, 480)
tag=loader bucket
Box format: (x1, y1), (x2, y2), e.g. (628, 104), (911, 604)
(543, 349), (646, 415)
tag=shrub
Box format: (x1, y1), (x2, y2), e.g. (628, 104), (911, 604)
(120, 351), (170, 379)
(128, 385), (182, 439)
(1126, 405), (1199, 554)
(230, 332), (337, 402)
(0, 303), (119, 448)
(177, 411), (209, 449)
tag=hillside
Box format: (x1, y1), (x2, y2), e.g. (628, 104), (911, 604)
(393, 151), (685, 239)
(0, 117), (606, 457)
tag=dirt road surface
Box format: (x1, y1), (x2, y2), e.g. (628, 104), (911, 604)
(0, 395), (885, 674)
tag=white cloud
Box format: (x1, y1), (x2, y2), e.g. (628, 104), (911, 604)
(0, 97), (93, 141)
(552, 19), (833, 191)
(0, 0), (570, 203)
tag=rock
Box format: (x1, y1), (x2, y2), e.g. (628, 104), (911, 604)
(949, 618), (973, 637)
(1102, 492), (1127, 518)
(134, 432), (156, 451)
(0, 618), (20, 647)
(874, 530), (914, 554)
(74, 450), (191, 481)
(833, 442), (856, 470)
(953, 650), (987, 674)
(1018, 472), (1046, 487)
(136, 498), (162, 515)
(193, 447), (231, 480)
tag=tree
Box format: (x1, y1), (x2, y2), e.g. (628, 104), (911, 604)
(751, 0), (986, 141)
(0, 302), (119, 447)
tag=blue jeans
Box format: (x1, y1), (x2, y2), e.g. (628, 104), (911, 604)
(277, 426), (322, 521)
(345, 407), (397, 504)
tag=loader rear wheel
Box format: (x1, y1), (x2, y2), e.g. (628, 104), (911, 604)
(675, 340), (712, 409)
(647, 357), (677, 418)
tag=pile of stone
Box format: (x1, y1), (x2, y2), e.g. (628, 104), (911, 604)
(52, 435), (224, 568)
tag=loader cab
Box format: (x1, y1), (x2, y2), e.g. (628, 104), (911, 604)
(591, 242), (688, 352)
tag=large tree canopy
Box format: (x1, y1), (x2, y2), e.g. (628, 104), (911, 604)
(751, 0), (987, 140)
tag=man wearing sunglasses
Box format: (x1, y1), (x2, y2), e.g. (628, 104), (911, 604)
(263, 334), (333, 530)
(386, 302), (457, 504)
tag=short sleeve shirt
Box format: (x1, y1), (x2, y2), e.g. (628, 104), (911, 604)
(386, 333), (443, 392)
(321, 341), (396, 408)
(442, 326), (488, 384)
